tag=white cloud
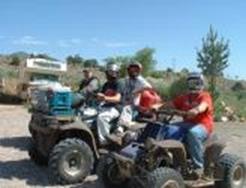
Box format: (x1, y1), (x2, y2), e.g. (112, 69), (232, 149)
(104, 42), (137, 48)
(91, 37), (99, 43)
(58, 38), (82, 47)
(13, 36), (47, 46)
(70, 38), (82, 44)
(90, 37), (137, 48)
(57, 40), (70, 48)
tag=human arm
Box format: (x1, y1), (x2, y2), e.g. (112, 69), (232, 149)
(105, 93), (121, 103)
(186, 101), (209, 117)
(82, 79), (99, 93)
(97, 92), (121, 103)
(97, 81), (122, 104)
(132, 78), (152, 95)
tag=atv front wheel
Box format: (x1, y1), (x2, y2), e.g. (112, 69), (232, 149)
(48, 138), (94, 185)
(28, 143), (47, 166)
(96, 154), (128, 188)
(147, 167), (185, 188)
(215, 153), (246, 188)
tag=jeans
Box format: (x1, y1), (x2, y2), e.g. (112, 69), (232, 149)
(159, 122), (208, 169)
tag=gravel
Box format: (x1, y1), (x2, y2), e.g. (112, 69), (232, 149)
(0, 105), (245, 188)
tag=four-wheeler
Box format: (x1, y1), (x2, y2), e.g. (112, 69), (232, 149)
(97, 109), (246, 188)
(28, 88), (100, 185)
(28, 88), (146, 185)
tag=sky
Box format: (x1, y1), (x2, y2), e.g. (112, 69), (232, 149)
(0, 0), (245, 79)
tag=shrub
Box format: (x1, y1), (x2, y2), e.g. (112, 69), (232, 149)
(168, 77), (187, 99)
(0, 67), (18, 78)
(150, 71), (164, 79)
(231, 81), (245, 92)
(213, 98), (224, 121)
(154, 83), (170, 100)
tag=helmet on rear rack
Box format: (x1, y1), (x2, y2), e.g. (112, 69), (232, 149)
(127, 60), (142, 78)
(105, 63), (120, 79)
(187, 72), (205, 92)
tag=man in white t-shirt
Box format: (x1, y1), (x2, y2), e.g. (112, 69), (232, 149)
(118, 61), (152, 130)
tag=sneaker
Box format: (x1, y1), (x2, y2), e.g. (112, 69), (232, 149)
(193, 168), (204, 179)
(201, 174), (213, 181)
(114, 126), (124, 134)
(107, 134), (123, 145)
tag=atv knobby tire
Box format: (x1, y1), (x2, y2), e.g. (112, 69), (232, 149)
(96, 154), (128, 188)
(147, 167), (185, 188)
(48, 138), (94, 185)
(215, 153), (246, 188)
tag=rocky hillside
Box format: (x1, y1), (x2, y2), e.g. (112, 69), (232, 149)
(0, 52), (245, 120)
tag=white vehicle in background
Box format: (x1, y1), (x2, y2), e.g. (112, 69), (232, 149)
(17, 57), (68, 101)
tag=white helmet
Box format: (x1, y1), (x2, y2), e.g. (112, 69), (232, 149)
(187, 72), (205, 91)
(106, 63), (120, 78)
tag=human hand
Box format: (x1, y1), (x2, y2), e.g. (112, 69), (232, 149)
(186, 108), (199, 118)
(97, 93), (106, 101)
(150, 103), (164, 112)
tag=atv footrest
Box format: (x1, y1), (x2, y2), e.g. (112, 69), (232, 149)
(185, 179), (214, 188)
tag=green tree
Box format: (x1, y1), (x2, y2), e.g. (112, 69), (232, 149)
(197, 26), (230, 100)
(104, 56), (131, 77)
(10, 56), (21, 66)
(180, 68), (189, 75)
(104, 47), (156, 77)
(169, 77), (187, 98)
(66, 54), (84, 65)
(134, 47), (156, 76)
(83, 59), (98, 68)
(231, 81), (245, 92)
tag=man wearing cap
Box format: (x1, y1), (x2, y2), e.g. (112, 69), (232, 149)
(77, 69), (100, 106)
(79, 69), (100, 96)
(118, 60), (152, 131)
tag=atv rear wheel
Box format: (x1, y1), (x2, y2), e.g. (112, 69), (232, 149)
(215, 153), (246, 188)
(147, 167), (185, 188)
(96, 154), (128, 188)
(48, 138), (94, 185)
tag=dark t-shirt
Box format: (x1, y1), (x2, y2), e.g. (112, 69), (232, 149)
(101, 80), (123, 109)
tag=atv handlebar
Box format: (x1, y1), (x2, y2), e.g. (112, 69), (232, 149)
(156, 108), (188, 117)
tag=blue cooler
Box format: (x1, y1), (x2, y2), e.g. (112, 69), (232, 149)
(48, 90), (75, 118)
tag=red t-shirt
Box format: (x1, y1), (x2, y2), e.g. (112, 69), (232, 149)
(173, 91), (214, 134)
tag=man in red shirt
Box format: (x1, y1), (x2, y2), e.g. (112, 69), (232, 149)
(163, 72), (214, 172)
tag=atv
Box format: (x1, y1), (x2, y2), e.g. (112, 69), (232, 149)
(28, 88), (147, 185)
(97, 109), (246, 188)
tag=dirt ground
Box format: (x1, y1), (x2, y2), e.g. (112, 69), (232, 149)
(0, 105), (245, 188)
